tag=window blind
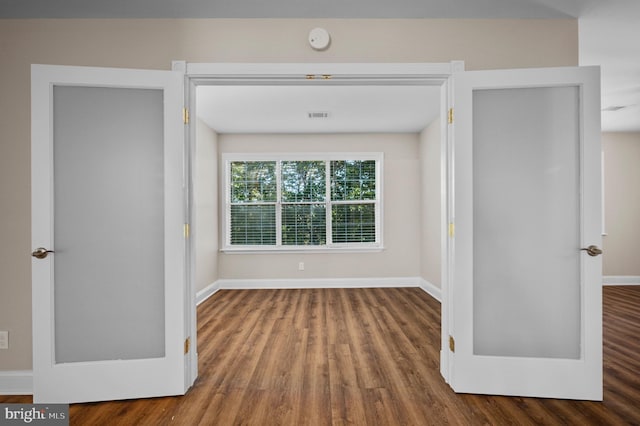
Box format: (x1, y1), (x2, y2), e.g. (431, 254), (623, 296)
(226, 155), (381, 249)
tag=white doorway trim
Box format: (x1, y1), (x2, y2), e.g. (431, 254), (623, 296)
(175, 61), (463, 386)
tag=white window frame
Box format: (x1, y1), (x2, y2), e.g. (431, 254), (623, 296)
(222, 152), (383, 253)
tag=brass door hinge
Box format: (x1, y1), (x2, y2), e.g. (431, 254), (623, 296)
(449, 223), (455, 238)
(184, 223), (190, 239)
(183, 108), (190, 124)
(448, 108), (454, 124)
(449, 335), (455, 353)
(184, 337), (191, 354)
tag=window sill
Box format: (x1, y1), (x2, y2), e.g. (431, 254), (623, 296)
(221, 246), (385, 254)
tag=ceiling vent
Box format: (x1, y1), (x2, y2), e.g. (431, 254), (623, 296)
(308, 111), (330, 119)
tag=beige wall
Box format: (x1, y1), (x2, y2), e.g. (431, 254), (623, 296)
(0, 18), (577, 371)
(602, 132), (640, 277)
(419, 118), (442, 288)
(195, 119), (219, 293)
(217, 133), (421, 279)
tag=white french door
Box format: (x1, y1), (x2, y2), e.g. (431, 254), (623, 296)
(31, 65), (190, 403)
(447, 66), (602, 400)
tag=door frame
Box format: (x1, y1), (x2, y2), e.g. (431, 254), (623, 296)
(176, 61), (462, 386)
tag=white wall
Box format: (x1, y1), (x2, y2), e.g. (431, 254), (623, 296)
(0, 17), (578, 371)
(217, 133), (421, 279)
(602, 132), (640, 277)
(419, 118), (442, 288)
(195, 119), (219, 292)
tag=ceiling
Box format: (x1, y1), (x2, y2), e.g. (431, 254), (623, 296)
(0, 0), (593, 19)
(2, 0), (638, 132)
(578, 1), (640, 132)
(196, 85), (442, 134)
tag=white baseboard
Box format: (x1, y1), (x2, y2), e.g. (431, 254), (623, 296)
(209, 277), (443, 304)
(196, 281), (221, 305)
(0, 370), (33, 395)
(216, 276), (422, 290)
(419, 279), (442, 302)
(603, 276), (640, 285)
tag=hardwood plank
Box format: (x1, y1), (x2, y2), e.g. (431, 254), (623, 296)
(3, 286), (640, 425)
(297, 289), (331, 426)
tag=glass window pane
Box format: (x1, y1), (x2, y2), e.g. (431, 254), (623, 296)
(331, 160), (376, 201)
(230, 161), (276, 202)
(332, 203), (376, 243)
(226, 156), (379, 248)
(282, 204), (326, 245)
(230, 205), (276, 245)
(281, 161), (326, 202)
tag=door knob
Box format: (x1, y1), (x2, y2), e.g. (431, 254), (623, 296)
(581, 245), (602, 257)
(32, 247), (54, 259)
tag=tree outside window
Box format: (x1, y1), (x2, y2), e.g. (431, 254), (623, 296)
(226, 154), (381, 250)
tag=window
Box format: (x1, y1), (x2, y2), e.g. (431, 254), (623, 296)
(224, 153), (382, 251)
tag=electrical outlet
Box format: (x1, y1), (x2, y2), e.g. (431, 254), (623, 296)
(298, 262), (305, 271)
(0, 331), (8, 349)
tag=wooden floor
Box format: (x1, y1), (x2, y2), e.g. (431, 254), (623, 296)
(2, 286), (640, 425)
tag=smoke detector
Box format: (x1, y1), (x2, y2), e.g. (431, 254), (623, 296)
(309, 28), (331, 51)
